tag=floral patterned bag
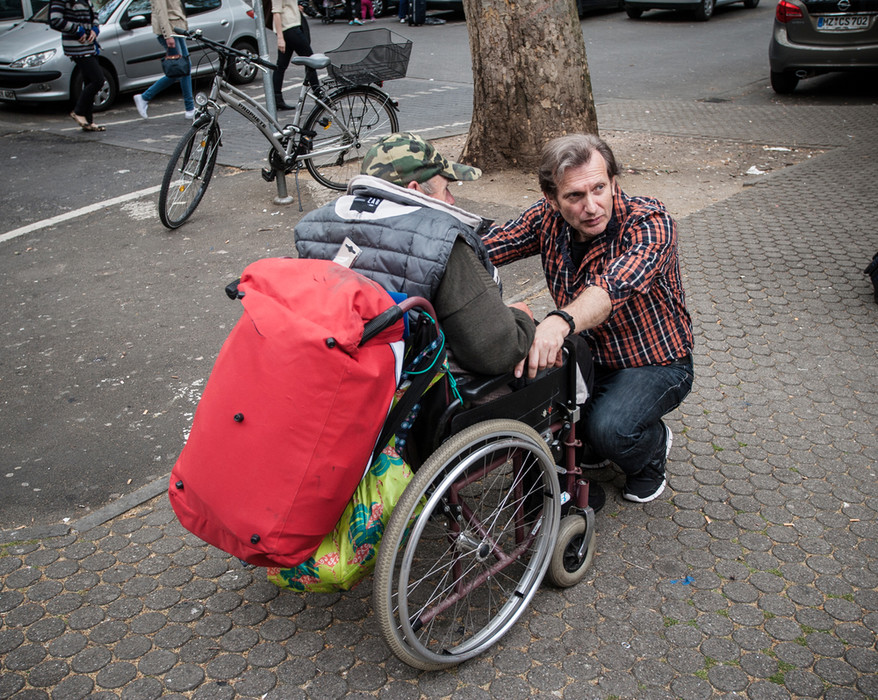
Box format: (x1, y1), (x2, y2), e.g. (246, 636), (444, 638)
(267, 442), (419, 592)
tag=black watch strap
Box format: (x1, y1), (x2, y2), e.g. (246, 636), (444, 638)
(545, 309), (576, 336)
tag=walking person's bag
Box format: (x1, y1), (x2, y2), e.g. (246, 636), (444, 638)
(161, 53), (190, 79)
(169, 258), (406, 568)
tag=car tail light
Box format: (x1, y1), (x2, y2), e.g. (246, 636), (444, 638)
(247, 8), (255, 18)
(776, 0), (803, 22)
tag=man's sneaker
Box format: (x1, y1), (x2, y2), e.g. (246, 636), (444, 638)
(184, 109), (195, 119)
(133, 94), (149, 119)
(349, 18), (363, 24)
(622, 463), (666, 503)
(399, 16), (406, 22)
(622, 423), (672, 503)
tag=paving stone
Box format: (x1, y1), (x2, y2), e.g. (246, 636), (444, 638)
(26, 617), (66, 644)
(164, 664), (206, 692)
(5, 643), (47, 671)
(206, 653), (248, 680)
(95, 661), (138, 689)
(138, 649), (178, 675)
(114, 635), (153, 660)
(120, 677), (164, 700)
(129, 611), (167, 635)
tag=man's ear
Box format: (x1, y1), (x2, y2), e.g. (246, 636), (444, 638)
(406, 181), (422, 192)
(544, 192), (559, 212)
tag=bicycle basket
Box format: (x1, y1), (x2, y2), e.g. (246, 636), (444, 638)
(326, 28), (412, 85)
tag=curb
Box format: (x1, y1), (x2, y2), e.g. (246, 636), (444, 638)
(0, 473), (170, 545)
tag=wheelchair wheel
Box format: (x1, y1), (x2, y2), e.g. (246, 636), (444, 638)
(546, 514), (596, 588)
(373, 419), (561, 670)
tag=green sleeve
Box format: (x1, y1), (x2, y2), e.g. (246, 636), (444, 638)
(434, 239), (535, 376)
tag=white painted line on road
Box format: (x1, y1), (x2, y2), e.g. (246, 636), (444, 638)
(0, 186), (161, 244)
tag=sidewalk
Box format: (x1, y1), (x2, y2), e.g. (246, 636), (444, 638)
(1, 98), (877, 700)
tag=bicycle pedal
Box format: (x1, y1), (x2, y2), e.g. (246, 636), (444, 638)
(261, 168), (276, 183)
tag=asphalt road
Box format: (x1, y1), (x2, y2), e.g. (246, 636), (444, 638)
(0, 6), (875, 530)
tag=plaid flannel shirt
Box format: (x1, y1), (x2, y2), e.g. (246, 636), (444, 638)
(483, 188), (693, 369)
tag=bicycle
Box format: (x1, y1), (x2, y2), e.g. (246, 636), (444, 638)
(158, 28), (407, 229)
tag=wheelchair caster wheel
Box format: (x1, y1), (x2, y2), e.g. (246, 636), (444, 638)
(546, 513), (595, 588)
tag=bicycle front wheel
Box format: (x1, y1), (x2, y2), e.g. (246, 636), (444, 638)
(159, 121), (220, 229)
(303, 87), (399, 190)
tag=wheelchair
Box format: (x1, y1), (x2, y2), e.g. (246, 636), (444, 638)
(366, 296), (598, 671)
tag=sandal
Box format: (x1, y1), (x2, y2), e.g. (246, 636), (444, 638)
(81, 123), (106, 132)
(69, 111), (88, 128)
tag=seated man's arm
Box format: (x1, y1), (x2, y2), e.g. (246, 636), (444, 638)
(435, 239), (536, 376)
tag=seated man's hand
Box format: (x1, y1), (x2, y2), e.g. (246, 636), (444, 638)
(507, 301), (533, 320)
(515, 315), (568, 379)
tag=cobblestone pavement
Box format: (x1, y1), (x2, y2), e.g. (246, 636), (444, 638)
(2, 98), (877, 699)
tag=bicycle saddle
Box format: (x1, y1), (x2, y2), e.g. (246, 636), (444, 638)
(292, 54), (331, 69)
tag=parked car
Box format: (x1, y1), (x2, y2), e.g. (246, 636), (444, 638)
(0, 0), (48, 33)
(769, 0), (878, 93)
(0, 0), (259, 112)
(624, 0), (758, 21)
(576, 0), (624, 14)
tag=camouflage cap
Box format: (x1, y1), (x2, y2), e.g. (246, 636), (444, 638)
(360, 132), (482, 186)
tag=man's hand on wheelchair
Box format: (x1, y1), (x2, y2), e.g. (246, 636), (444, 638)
(515, 315), (569, 379)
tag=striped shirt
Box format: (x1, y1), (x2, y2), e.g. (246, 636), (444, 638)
(483, 187), (693, 369)
(48, 0), (99, 58)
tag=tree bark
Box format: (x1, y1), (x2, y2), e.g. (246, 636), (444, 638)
(460, 0), (598, 171)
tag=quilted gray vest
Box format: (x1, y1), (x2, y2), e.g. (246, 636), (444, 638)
(294, 175), (500, 300)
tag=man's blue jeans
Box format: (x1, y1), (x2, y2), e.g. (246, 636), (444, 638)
(142, 36), (194, 112)
(580, 356), (693, 476)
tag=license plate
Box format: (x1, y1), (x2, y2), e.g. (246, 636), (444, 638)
(816, 14), (872, 31)
(0, 89), (16, 100)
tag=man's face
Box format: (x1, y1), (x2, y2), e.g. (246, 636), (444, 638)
(546, 153), (615, 241)
(418, 174), (455, 205)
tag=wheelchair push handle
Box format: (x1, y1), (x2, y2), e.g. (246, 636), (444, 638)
(359, 296), (435, 347)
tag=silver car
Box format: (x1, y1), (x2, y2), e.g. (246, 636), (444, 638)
(0, 0), (259, 111)
(624, 0), (759, 21)
(0, 0), (48, 33)
(769, 0), (878, 93)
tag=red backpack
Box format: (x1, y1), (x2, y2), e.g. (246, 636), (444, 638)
(169, 258), (404, 567)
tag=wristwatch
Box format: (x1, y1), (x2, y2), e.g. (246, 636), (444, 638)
(545, 309), (576, 336)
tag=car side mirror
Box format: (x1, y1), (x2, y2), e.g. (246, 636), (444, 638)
(121, 13), (149, 30)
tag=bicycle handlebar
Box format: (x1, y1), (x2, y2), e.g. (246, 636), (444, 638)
(173, 27), (278, 71)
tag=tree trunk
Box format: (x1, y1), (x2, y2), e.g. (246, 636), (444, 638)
(460, 0), (598, 171)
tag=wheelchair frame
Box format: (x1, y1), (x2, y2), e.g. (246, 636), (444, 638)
(368, 297), (598, 670)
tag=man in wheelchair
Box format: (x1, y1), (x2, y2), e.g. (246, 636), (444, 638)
(295, 132), (536, 378)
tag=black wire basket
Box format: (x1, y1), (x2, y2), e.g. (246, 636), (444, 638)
(326, 29), (412, 85)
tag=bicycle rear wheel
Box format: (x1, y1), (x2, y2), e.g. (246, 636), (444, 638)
(303, 87), (399, 190)
(159, 121), (220, 229)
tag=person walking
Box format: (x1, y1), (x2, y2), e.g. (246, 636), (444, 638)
(361, 0), (374, 21)
(132, 0), (194, 120)
(48, 0), (105, 131)
(396, 0), (408, 22)
(270, 0), (319, 110)
(345, 0), (363, 23)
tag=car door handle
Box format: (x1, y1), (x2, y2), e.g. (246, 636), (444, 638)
(221, 19), (229, 25)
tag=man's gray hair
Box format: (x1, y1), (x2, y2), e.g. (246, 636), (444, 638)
(538, 134), (619, 198)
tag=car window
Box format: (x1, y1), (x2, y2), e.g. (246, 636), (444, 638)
(185, 0), (221, 17)
(0, 0), (24, 22)
(97, 0), (126, 22)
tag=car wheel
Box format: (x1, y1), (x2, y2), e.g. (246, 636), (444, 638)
(693, 0), (714, 19)
(227, 39), (258, 85)
(770, 70), (799, 94)
(625, 4), (644, 17)
(72, 62), (117, 112)
(743, 0), (758, 6)
(372, 0), (384, 16)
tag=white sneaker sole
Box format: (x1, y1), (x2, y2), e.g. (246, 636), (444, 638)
(622, 478), (666, 503)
